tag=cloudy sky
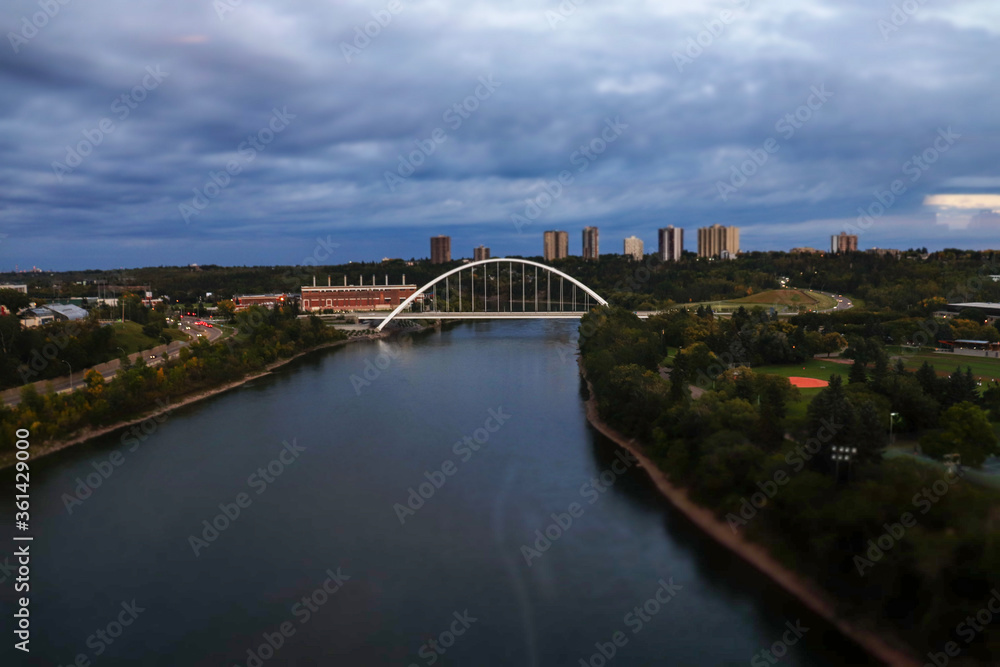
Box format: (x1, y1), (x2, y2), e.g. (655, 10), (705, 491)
(1, 0), (999, 270)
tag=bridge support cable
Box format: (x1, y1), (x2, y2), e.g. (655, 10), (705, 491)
(374, 257), (608, 331)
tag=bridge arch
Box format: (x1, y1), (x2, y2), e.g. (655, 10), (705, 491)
(375, 257), (608, 331)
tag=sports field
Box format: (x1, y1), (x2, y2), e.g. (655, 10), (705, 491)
(754, 358), (851, 383)
(893, 350), (1000, 383)
(674, 289), (839, 314)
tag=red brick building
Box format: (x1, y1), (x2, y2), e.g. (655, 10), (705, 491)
(234, 294), (289, 311)
(301, 281), (419, 312)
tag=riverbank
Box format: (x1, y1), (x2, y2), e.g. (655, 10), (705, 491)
(579, 364), (920, 667)
(1, 332), (392, 470)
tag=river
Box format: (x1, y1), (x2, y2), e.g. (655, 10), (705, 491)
(0, 320), (878, 666)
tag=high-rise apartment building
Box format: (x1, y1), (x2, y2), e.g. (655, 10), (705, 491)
(543, 230), (569, 261)
(430, 235), (451, 264)
(623, 236), (644, 261)
(582, 227), (599, 260)
(473, 245), (490, 261)
(830, 232), (858, 254)
(658, 226), (683, 262)
(697, 225), (740, 259)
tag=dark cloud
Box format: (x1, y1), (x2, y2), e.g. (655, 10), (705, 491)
(1, 0), (999, 269)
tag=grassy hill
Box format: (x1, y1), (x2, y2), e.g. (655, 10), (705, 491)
(672, 289), (839, 314)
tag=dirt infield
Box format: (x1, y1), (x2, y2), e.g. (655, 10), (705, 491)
(789, 377), (830, 388)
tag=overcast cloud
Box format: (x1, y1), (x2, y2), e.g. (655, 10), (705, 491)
(1, 0), (998, 269)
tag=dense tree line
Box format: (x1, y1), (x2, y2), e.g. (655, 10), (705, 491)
(0, 305), (179, 391)
(8, 248), (1000, 312)
(580, 306), (1000, 661)
(0, 306), (346, 463)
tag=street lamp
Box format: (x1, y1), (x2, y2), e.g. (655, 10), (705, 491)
(889, 412), (900, 446)
(61, 360), (72, 391)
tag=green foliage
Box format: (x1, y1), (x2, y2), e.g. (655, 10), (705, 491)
(0, 306), (346, 461)
(920, 402), (1000, 468)
(579, 305), (1000, 660)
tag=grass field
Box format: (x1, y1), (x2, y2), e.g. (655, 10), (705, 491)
(109, 321), (185, 354)
(673, 289), (839, 314)
(894, 350), (1000, 382)
(754, 358), (852, 382)
(754, 359), (852, 427)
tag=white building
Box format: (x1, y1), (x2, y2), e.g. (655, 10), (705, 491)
(623, 236), (644, 261)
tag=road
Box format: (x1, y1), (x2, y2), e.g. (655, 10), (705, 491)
(1, 317), (222, 407)
(818, 291), (854, 312)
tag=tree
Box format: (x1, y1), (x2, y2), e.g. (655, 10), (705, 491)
(920, 402), (1000, 468)
(852, 399), (886, 466)
(849, 360), (868, 385)
(871, 352), (889, 391)
(822, 332), (847, 357)
(217, 300), (236, 321)
(915, 361), (941, 401)
(0, 289), (30, 313)
(944, 367), (979, 407)
(806, 375), (856, 473)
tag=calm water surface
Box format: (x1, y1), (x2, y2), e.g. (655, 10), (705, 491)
(0, 320), (878, 666)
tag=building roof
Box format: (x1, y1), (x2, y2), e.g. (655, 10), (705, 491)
(20, 307), (53, 318)
(948, 302), (1000, 310)
(45, 304), (89, 320)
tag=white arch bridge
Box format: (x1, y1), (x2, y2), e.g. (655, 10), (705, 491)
(360, 257), (609, 331)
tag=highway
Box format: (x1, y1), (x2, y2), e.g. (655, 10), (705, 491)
(817, 291), (854, 312)
(1, 316), (222, 407)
